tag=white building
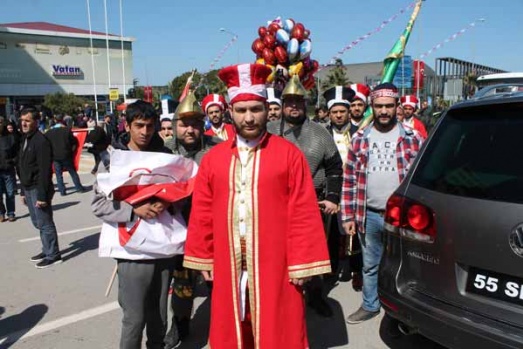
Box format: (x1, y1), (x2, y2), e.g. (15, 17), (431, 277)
(0, 22), (135, 117)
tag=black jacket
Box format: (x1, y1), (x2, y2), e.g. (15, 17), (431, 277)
(0, 131), (18, 171)
(18, 130), (54, 202)
(45, 125), (77, 161)
(86, 126), (110, 153)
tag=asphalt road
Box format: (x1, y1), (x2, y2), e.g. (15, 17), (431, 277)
(0, 158), (445, 349)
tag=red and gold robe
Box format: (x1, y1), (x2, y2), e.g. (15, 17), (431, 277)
(204, 123), (236, 141)
(183, 133), (331, 349)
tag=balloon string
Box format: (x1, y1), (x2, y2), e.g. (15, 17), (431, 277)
(320, 0), (417, 71)
(195, 35), (238, 90)
(209, 35), (238, 70)
(419, 20), (481, 59)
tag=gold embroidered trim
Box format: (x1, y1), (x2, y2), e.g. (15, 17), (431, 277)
(227, 156), (242, 349)
(182, 260), (213, 271)
(288, 265), (332, 279)
(252, 145), (262, 346)
(288, 260), (332, 271)
(184, 256), (213, 264)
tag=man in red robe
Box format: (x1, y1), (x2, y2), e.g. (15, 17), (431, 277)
(183, 64), (331, 349)
(202, 93), (235, 140)
(400, 95), (428, 139)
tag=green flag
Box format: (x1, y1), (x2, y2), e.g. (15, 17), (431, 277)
(382, 0), (423, 83)
(359, 0), (423, 129)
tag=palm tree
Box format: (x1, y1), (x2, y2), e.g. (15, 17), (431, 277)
(463, 71), (478, 99)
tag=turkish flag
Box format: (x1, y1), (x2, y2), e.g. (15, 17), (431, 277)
(413, 60), (425, 92)
(72, 128), (88, 171)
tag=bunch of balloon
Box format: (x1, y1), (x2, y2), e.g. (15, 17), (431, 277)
(251, 18), (319, 91)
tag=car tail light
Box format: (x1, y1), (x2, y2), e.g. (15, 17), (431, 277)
(384, 194), (436, 243)
(379, 295), (399, 312)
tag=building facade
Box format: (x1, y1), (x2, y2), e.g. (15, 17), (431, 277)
(0, 22), (134, 118)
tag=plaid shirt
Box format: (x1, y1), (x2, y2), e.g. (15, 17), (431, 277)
(340, 122), (423, 234)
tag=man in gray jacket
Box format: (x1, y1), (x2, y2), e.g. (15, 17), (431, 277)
(92, 101), (178, 349)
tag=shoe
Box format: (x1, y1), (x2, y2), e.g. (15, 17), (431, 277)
(7, 217), (16, 222)
(346, 307), (380, 324)
(60, 191), (67, 196)
(35, 257), (63, 269)
(308, 298), (334, 318)
(30, 252), (46, 262)
(76, 187), (87, 193)
(165, 317), (190, 349)
(91, 170), (97, 175)
(0, 216), (5, 223)
(352, 272), (363, 292)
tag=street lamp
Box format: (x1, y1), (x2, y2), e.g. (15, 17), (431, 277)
(219, 28), (240, 63)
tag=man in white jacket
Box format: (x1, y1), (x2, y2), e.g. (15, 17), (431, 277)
(92, 100), (187, 349)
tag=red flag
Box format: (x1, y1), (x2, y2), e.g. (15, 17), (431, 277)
(179, 70), (195, 102)
(413, 60), (425, 92)
(144, 86), (153, 103)
(72, 130), (87, 171)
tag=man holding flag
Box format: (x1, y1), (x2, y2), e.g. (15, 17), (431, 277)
(92, 100), (197, 349)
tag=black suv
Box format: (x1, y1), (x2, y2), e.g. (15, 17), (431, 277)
(378, 90), (523, 348)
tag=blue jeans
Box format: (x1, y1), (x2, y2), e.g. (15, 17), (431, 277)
(91, 150), (110, 173)
(0, 168), (16, 218)
(359, 210), (385, 312)
(24, 187), (60, 260)
(54, 158), (84, 194)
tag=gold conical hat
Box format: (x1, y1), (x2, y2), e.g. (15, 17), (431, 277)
(282, 75), (307, 98)
(174, 91), (204, 119)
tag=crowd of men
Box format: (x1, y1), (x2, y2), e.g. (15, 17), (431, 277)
(1, 62), (432, 348)
(86, 62), (428, 348)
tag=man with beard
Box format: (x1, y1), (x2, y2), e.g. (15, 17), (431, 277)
(349, 83), (371, 135)
(202, 93), (235, 141)
(266, 87), (282, 121)
(163, 92), (221, 348)
(267, 75), (343, 318)
(322, 86), (363, 292)
(341, 83), (423, 324)
(183, 63), (330, 348)
(400, 95), (428, 139)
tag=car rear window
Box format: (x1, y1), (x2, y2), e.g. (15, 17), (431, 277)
(411, 102), (523, 204)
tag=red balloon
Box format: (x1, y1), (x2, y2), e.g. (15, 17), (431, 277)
(262, 47), (276, 65)
(312, 60), (319, 72)
(251, 38), (265, 55)
(291, 25), (305, 41)
(274, 46), (288, 64)
(303, 29), (310, 39)
(268, 22), (280, 34)
(263, 34), (276, 49)
(258, 26), (268, 38)
(303, 74), (315, 90)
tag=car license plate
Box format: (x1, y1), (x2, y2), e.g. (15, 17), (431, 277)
(466, 267), (523, 307)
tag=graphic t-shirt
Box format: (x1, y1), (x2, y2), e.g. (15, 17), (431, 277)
(366, 126), (400, 210)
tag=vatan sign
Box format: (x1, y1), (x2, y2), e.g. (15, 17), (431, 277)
(109, 88), (120, 101)
(52, 65), (83, 77)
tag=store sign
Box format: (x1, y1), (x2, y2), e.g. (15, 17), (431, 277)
(109, 88), (120, 101)
(52, 65), (82, 77)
